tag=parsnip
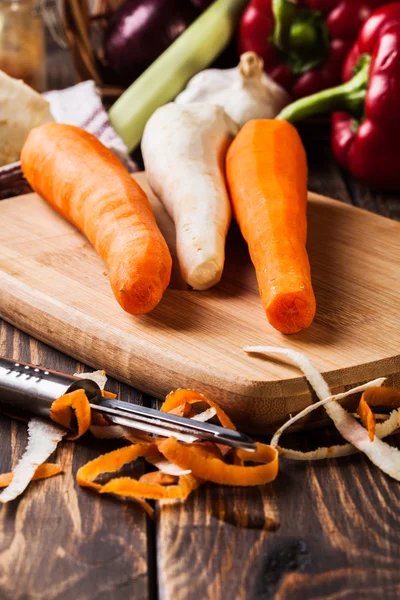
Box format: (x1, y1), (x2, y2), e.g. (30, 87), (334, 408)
(142, 103), (238, 290)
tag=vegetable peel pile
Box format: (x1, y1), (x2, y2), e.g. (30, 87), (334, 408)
(244, 346), (400, 478)
(1, 351), (400, 510)
(75, 388), (278, 517)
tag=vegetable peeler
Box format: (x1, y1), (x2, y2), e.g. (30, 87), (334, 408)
(0, 357), (256, 452)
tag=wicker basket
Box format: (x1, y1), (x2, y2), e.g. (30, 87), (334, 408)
(62, 0), (125, 100)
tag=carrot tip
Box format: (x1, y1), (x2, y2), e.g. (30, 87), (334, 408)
(266, 291), (316, 335)
(114, 277), (166, 315)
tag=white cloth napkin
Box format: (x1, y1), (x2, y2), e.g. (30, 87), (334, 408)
(0, 80), (137, 199)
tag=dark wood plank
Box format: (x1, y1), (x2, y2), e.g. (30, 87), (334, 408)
(346, 175), (400, 221)
(0, 320), (151, 600)
(157, 430), (400, 600)
(155, 146), (400, 600)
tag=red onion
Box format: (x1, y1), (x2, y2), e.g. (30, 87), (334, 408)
(189, 0), (214, 9)
(104, 0), (199, 84)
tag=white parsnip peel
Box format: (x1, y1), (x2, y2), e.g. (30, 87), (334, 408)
(74, 369), (107, 390)
(276, 410), (400, 461)
(269, 377), (386, 447)
(146, 456), (191, 477)
(0, 418), (65, 503)
(244, 346), (400, 480)
(191, 407), (217, 422)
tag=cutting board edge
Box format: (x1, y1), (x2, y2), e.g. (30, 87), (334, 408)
(2, 187), (400, 432)
(2, 273), (400, 432)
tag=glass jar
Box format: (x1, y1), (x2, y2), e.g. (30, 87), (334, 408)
(0, 0), (46, 91)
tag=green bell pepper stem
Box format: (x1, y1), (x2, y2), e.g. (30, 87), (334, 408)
(272, 0), (298, 51)
(271, 0), (329, 73)
(277, 54), (371, 122)
(289, 20), (318, 51)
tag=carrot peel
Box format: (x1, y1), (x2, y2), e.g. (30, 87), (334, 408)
(358, 397), (376, 441)
(161, 389), (236, 430)
(76, 442), (201, 517)
(357, 387), (400, 442)
(360, 387), (400, 410)
(159, 438), (278, 486)
(50, 389), (91, 440)
(0, 463), (62, 488)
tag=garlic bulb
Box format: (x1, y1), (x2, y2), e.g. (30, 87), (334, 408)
(175, 52), (291, 127)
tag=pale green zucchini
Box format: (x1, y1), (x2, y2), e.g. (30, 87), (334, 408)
(108, 0), (247, 151)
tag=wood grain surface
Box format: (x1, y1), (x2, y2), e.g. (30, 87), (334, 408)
(0, 321), (152, 600)
(1, 176), (400, 432)
(1, 159), (400, 600)
(1, 43), (400, 600)
(156, 430), (400, 600)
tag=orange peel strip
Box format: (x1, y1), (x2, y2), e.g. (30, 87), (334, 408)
(358, 397), (376, 441)
(50, 389), (91, 440)
(77, 443), (158, 491)
(100, 472), (200, 501)
(158, 438), (278, 486)
(0, 463), (62, 488)
(101, 390), (117, 399)
(162, 389), (236, 430)
(361, 387), (400, 409)
(356, 387), (400, 443)
(139, 471), (178, 485)
(168, 402), (193, 417)
(76, 442), (201, 516)
(72, 385), (278, 510)
(90, 413), (111, 426)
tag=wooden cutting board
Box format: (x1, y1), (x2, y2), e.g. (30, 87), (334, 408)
(1, 173), (400, 432)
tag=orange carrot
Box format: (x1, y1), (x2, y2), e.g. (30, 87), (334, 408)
(21, 123), (172, 315)
(226, 119), (316, 334)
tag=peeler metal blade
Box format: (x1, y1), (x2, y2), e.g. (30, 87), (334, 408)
(0, 356), (256, 452)
(92, 397), (256, 451)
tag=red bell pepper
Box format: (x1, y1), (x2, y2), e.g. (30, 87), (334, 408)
(277, 2), (400, 191)
(239, 0), (390, 98)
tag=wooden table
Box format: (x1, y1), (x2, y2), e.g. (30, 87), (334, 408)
(1, 41), (400, 600)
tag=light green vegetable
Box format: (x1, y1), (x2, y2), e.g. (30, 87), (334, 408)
(108, 0), (248, 152)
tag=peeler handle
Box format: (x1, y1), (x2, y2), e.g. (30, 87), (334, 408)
(0, 357), (101, 419)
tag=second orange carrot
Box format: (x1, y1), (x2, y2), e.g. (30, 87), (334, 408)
(226, 119), (316, 334)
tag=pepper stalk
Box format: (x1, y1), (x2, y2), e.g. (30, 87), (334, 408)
(271, 0), (330, 74)
(276, 54), (371, 122)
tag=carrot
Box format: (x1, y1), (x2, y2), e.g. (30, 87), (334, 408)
(21, 123), (172, 315)
(226, 119), (316, 334)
